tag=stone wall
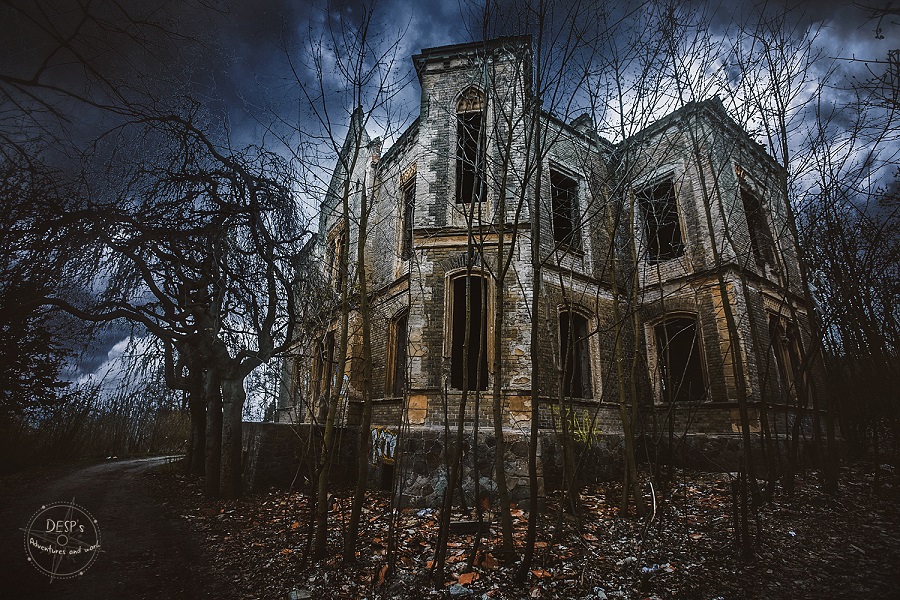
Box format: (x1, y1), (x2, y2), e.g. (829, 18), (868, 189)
(241, 423), (359, 492)
(245, 415), (830, 506)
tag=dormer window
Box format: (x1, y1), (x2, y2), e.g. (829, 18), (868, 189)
(456, 87), (486, 204)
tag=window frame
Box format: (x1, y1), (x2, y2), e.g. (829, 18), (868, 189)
(646, 314), (708, 404)
(400, 177), (416, 260)
(636, 176), (685, 264)
(443, 269), (492, 391)
(549, 166), (583, 252)
(558, 306), (595, 399)
(385, 309), (409, 398)
(454, 87), (487, 205)
(740, 185), (776, 269)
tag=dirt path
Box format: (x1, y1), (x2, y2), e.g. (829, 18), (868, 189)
(0, 457), (233, 600)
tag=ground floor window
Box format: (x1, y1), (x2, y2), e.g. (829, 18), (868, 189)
(654, 316), (706, 402)
(560, 310), (593, 398)
(386, 310), (408, 397)
(450, 274), (488, 391)
(769, 314), (804, 403)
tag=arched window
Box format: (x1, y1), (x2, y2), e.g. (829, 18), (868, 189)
(559, 309), (593, 398)
(456, 87), (486, 204)
(654, 316), (706, 402)
(449, 274), (488, 390)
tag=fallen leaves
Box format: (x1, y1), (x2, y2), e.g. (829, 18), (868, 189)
(457, 571), (479, 585)
(144, 462), (900, 600)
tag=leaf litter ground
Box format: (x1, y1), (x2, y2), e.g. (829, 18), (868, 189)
(145, 462), (900, 599)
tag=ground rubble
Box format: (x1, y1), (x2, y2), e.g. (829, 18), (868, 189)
(144, 462), (900, 599)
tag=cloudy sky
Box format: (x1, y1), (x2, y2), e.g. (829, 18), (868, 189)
(3, 0), (897, 383)
(3, 0), (894, 163)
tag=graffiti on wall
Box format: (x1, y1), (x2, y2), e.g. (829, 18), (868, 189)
(548, 405), (600, 445)
(371, 427), (397, 465)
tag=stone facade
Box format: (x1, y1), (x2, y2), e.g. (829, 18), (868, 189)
(273, 37), (826, 502)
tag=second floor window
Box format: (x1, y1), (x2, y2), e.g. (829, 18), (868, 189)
(638, 178), (684, 263)
(550, 169), (581, 250)
(401, 179), (415, 259)
(387, 310), (409, 397)
(456, 88), (486, 204)
(740, 187), (776, 268)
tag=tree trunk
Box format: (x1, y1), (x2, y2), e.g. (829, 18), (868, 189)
(204, 368), (223, 498)
(220, 375), (246, 499)
(189, 368), (206, 476)
(345, 173), (374, 563)
(312, 175), (354, 561)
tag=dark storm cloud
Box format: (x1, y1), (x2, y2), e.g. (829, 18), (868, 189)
(6, 0), (896, 379)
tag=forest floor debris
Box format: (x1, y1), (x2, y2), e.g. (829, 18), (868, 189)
(145, 462), (900, 599)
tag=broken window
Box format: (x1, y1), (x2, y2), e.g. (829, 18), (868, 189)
(551, 169), (581, 250)
(400, 179), (415, 260)
(326, 222), (347, 290)
(654, 317), (706, 402)
(387, 310), (408, 397)
(315, 331), (336, 421)
(741, 187), (776, 268)
(560, 310), (593, 398)
(769, 314), (805, 404)
(456, 88), (486, 204)
(450, 275), (488, 390)
(638, 178), (684, 263)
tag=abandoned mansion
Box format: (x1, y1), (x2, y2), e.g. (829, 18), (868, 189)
(269, 37), (822, 501)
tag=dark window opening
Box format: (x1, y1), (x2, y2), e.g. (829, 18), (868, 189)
(450, 275), (488, 390)
(655, 317), (706, 402)
(389, 311), (408, 397)
(551, 169), (581, 250)
(379, 462), (395, 491)
(328, 224), (347, 290)
(560, 311), (593, 398)
(769, 315), (804, 403)
(401, 180), (415, 259)
(741, 187), (775, 268)
(638, 178), (684, 263)
(456, 111), (486, 204)
(317, 331), (336, 421)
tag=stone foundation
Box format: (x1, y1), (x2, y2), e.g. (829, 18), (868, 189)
(243, 421), (828, 504)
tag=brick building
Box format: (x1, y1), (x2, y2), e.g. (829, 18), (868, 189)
(273, 37), (821, 502)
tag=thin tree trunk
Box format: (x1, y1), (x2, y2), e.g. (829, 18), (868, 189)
(313, 176), (353, 561)
(345, 174), (374, 563)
